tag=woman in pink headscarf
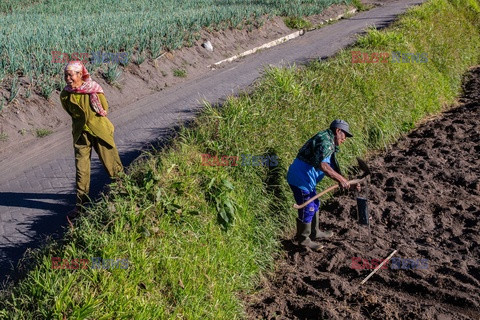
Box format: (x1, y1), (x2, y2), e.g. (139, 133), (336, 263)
(60, 61), (123, 220)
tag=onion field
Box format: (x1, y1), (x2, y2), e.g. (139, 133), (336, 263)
(0, 0), (349, 97)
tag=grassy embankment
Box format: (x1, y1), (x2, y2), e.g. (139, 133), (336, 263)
(1, 0), (479, 318)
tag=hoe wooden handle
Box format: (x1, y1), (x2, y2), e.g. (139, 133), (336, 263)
(292, 178), (364, 209)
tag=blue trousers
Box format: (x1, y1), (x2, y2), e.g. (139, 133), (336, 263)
(289, 184), (319, 223)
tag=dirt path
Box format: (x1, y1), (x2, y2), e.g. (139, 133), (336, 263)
(244, 67), (480, 320)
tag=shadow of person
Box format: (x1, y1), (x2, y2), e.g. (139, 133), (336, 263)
(0, 192), (73, 287)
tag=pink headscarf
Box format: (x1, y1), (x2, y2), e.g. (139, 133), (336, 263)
(64, 61), (107, 116)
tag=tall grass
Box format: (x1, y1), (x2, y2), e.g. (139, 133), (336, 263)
(0, 0), (479, 319)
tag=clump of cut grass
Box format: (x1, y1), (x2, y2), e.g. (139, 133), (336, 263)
(0, 0), (479, 319)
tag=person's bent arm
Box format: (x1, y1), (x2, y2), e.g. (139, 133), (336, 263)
(320, 162), (349, 189)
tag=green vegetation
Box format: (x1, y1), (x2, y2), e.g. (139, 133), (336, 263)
(1, 0), (479, 319)
(284, 16), (313, 29)
(38, 79), (56, 100)
(173, 68), (187, 78)
(25, 87), (31, 99)
(134, 52), (147, 66)
(0, 132), (7, 142)
(0, 0), (348, 96)
(102, 63), (122, 85)
(351, 0), (366, 11)
(35, 128), (53, 138)
(8, 76), (19, 103)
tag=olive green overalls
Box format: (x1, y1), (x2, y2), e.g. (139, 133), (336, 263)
(60, 90), (123, 208)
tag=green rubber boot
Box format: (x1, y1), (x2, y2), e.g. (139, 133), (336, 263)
(296, 218), (323, 251)
(310, 211), (334, 240)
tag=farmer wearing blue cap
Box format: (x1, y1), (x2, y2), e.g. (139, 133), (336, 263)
(287, 119), (354, 250)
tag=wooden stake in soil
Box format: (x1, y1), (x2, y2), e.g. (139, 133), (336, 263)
(360, 249), (398, 285)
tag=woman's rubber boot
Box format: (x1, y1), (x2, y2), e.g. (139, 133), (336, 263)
(310, 211), (333, 240)
(296, 218), (323, 251)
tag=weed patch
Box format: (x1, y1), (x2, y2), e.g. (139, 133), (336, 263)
(35, 128), (53, 138)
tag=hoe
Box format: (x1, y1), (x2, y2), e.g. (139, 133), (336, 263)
(292, 157), (371, 210)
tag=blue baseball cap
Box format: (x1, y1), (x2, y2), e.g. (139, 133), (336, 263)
(330, 119), (353, 137)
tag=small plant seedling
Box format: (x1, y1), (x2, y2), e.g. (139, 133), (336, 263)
(173, 68), (187, 78)
(25, 87), (32, 99)
(36, 128), (53, 138)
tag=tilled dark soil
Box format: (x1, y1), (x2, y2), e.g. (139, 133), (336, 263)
(244, 67), (480, 320)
